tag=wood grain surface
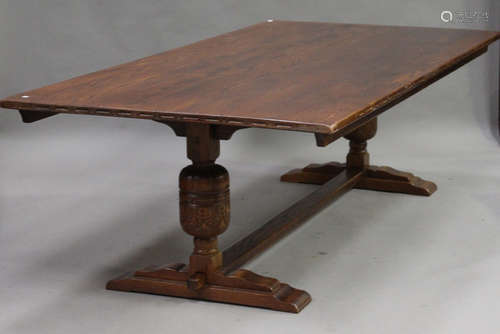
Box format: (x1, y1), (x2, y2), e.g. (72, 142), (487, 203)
(1, 21), (499, 133)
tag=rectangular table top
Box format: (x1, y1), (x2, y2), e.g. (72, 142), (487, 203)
(1, 21), (499, 134)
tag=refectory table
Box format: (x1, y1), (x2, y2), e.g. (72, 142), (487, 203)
(1, 21), (499, 313)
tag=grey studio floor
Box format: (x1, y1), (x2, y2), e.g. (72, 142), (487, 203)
(1, 52), (500, 333)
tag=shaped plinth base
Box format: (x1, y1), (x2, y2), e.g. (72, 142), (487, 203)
(281, 162), (436, 196)
(107, 263), (311, 313)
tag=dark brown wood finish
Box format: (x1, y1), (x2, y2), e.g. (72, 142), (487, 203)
(282, 118), (437, 196)
(312, 43), (490, 147)
(1, 21), (499, 135)
(156, 120), (247, 141)
(221, 168), (363, 275)
(108, 118), (436, 312)
(2, 22), (499, 313)
(107, 124), (312, 313)
(18, 109), (57, 123)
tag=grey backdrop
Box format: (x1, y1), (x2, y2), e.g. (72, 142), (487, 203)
(1, 1), (499, 334)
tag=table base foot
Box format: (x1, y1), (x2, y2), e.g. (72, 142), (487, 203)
(281, 162), (436, 196)
(106, 264), (311, 313)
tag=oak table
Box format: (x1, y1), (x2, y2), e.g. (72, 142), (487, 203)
(2, 21), (499, 313)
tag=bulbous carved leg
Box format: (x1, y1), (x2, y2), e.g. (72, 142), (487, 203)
(281, 118), (437, 196)
(179, 163), (228, 289)
(107, 124), (311, 313)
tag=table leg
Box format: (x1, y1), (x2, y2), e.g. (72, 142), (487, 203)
(106, 124), (311, 313)
(281, 118), (437, 196)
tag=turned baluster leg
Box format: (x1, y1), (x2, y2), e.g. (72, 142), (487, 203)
(180, 123), (229, 289)
(345, 119), (436, 195)
(344, 118), (377, 170)
(281, 117), (436, 196)
(107, 123), (311, 312)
